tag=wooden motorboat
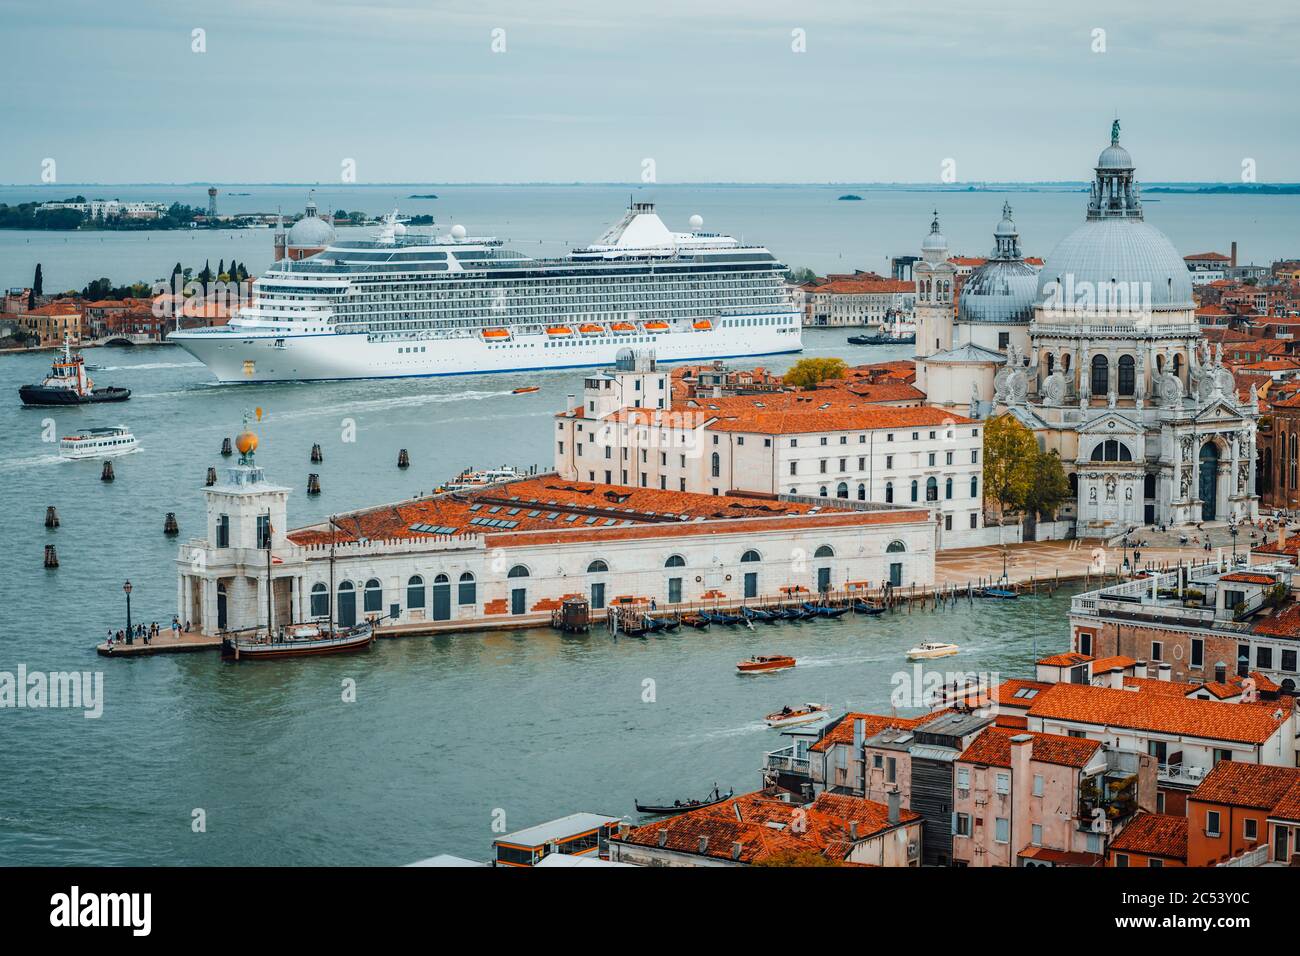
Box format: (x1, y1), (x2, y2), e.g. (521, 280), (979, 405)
(737, 654), (796, 674)
(680, 614), (710, 630)
(636, 786), (732, 816)
(765, 702), (828, 728)
(511, 385), (540, 394)
(221, 622), (375, 661)
(906, 641), (959, 661)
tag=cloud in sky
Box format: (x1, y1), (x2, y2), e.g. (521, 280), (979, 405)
(3, 0), (1297, 183)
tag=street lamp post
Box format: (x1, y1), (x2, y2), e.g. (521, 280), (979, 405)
(123, 580), (133, 644)
(1121, 533), (1130, 576)
(1230, 523), (1239, 565)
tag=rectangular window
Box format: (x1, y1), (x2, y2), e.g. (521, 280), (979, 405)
(557, 441), (564, 454)
(928, 452), (936, 466)
(886, 757), (896, 783)
(956, 767), (970, 791)
(971, 449), (978, 464)
(1031, 824), (1043, 846)
(995, 773), (1009, 795)
(1206, 810), (1221, 837)
(1078, 631), (1093, 656)
(1244, 818), (1258, 842)
(1151, 641), (1162, 662)
(886, 455), (894, 469)
(1033, 774), (1044, 797)
(256, 514), (270, 549)
(994, 817), (1009, 844)
(1115, 853), (1129, 868)
(969, 514), (977, 529)
(789, 461), (797, 476)
(1283, 649), (1297, 673)
(1191, 638), (1204, 668)
(216, 514), (230, 548)
(955, 813), (971, 837)
(946, 451), (953, 465)
(1258, 646), (1273, 670)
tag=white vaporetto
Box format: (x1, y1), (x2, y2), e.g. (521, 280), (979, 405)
(169, 202), (803, 383)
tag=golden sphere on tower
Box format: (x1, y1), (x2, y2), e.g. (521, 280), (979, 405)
(235, 431), (258, 455)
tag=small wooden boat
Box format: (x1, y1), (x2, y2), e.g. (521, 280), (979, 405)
(221, 622), (375, 661)
(975, 587), (1019, 600)
(636, 786), (732, 816)
(742, 606), (774, 622)
(511, 385), (540, 394)
(704, 610), (745, 625)
(802, 602), (849, 619)
(907, 641), (959, 661)
(680, 614), (710, 630)
(765, 702), (828, 728)
(852, 600), (887, 615)
(737, 655), (796, 674)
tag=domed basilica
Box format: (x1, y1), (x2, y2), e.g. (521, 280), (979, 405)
(916, 121), (1258, 534)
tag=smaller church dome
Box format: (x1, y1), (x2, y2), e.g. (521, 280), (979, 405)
(1097, 143), (1134, 170)
(921, 211), (947, 255)
(288, 215), (336, 249)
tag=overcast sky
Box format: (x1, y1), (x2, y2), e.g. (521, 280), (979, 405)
(3, 0), (1296, 184)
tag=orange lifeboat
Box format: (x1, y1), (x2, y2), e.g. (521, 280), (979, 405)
(546, 326), (573, 336)
(693, 319), (713, 331)
(483, 328), (510, 340)
(579, 323), (605, 335)
(644, 320), (669, 331)
(610, 322), (636, 333)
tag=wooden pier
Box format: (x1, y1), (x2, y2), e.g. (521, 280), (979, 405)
(95, 630), (222, 657)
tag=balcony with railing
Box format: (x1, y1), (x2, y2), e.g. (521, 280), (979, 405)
(764, 745), (811, 776)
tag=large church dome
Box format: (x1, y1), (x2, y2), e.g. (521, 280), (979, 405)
(1036, 120), (1194, 312)
(288, 214), (336, 249)
(959, 202), (1039, 325)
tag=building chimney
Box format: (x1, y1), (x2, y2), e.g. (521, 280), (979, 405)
(657, 829), (668, 848)
(1110, 667), (1126, 690)
(1214, 661), (1227, 684)
(731, 841), (743, 861)
(853, 717), (865, 750)
(1231, 241), (1238, 269)
(1280, 525), (1288, 551)
(566, 393), (576, 414)
(849, 821), (860, 840)
(1135, 659), (1148, 678)
(887, 788), (901, 825)
(1157, 662), (1172, 682)
(698, 835), (709, 854)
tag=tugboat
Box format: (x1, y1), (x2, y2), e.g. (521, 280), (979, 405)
(19, 337), (130, 406)
(847, 311), (916, 346)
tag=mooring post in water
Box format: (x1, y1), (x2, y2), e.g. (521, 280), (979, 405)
(311, 443), (323, 463)
(44, 544), (58, 568)
(307, 473), (321, 496)
(398, 449), (410, 469)
(164, 512), (179, 536)
(206, 466), (217, 486)
(221, 437), (233, 457)
(44, 506), (59, 529)
(100, 460), (114, 482)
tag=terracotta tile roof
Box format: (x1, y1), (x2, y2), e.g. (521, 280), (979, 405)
(1269, 781), (1300, 822)
(1186, 252), (1232, 261)
(1219, 572), (1277, 586)
(704, 404), (973, 435)
(286, 476), (928, 548)
(1192, 762), (1300, 810)
(1123, 676), (1202, 697)
(957, 726), (1101, 769)
(809, 710), (950, 753)
(804, 278), (913, 295)
(1250, 603), (1300, 637)
(1027, 683), (1291, 745)
(1017, 846), (1103, 867)
(1108, 813), (1188, 861)
(994, 678), (1053, 708)
(1090, 655), (1136, 673)
(613, 790), (918, 864)
(1036, 652), (1092, 667)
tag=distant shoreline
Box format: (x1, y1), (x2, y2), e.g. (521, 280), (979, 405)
(3, 181), (1299, 190)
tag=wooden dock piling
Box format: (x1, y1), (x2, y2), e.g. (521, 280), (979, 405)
(44, 506), (59, 529)
(100, 461), (114, 482)
(398, 448), (410, 469)
(205, 467), (217, 486)
(164, 512), (179, 536)
(221, 437), (233, 456)
(307, 473), (321, 495)
(44, 544), (58, 568)
(310, 443), (323, 463)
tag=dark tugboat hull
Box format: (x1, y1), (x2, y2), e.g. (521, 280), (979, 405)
(19, 385), (131, 407)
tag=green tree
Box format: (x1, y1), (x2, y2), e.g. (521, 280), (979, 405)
(33, 263), (43, 296)
(1023, 448), (1071, 519)
(785, 266), (817, 285)
(784, 357), (847, 390)
(982, 414), (1039, 516)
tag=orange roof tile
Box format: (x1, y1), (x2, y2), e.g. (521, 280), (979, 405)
(957, 726), (1100, 769)
(1091, 655), (1136, 673)
(1192, 762), (1300, 810)
(809, 710), (950, 753)
(1037, 652), (1092, 667)
(1027, 683), (1290, 745)
(1109, 813), (1188, 860)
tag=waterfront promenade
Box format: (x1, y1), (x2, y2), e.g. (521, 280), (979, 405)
(95, 630), (221, 656)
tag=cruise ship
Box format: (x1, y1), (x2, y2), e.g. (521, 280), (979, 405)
(169, 202), (803, 382)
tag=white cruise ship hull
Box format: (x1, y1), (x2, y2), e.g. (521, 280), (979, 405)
(171, 318), (801, 383)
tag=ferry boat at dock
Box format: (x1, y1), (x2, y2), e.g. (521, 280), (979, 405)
(19, 338), (131, 406)
(167, 202), (802, 382)
(59, 426), (138, 460)
(220, 622), (375, 661)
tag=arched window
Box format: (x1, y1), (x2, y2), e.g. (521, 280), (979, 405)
(407, 575), (425, 610)
(819, 486), (828, 497)
(310, 582), (329, 617)
(1061, 353), (1071, 373)
(814, 545), (835, 558)
(925, 477), (938, 502)
(363, 578), (383, 613)
(710, 452), (720, 478)
(458, 571), (476, 605)
(945, 477), (953, 499)
(1090, 354), (1109, 396)
(1090, 440), (1132, 462)
(836, 482), (849, 499)
(857, 483), (866, 501)
(1117, 355), (1135, 396)
(587, 559), (609, 573)
(1045, 353), (1055, 376)
(741, 550), (761, 563)
(970, 475), (978, 498)
(508, 565), (530, 578)
(910, 479), (918, 502)
(886, 540), (907, 553)
(885, 481), (894, 503)
(665, 555), (686, 568)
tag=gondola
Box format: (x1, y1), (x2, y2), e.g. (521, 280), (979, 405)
(974, 587), (1019, 600)
(852, 600), (887, 615)
(680, 614), (711, 630)
(703, 610), (744, 625)
(802, 602), (850, 619)
(635, 786), (733, 816)
(742, 606), (774, 622)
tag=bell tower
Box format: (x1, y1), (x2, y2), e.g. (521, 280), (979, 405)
(913, 212), (956, 393)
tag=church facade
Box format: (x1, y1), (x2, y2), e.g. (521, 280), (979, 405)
(916, 122), (1258, 536)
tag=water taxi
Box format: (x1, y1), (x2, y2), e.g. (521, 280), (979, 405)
(764, 702), (827, 728)
(511, 385), (540, 394)
(906, 642), (960, 661)
(437, 465), (529, 493)
(737, 654), (796, 674)
(59, 426), (138, 459)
